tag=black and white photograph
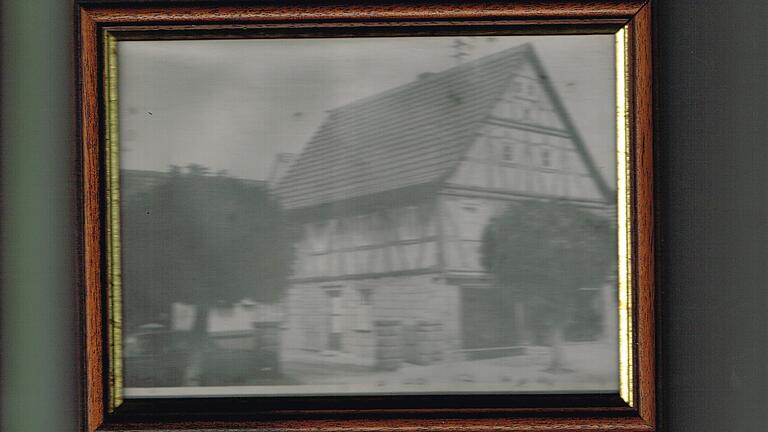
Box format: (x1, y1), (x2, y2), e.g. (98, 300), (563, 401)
(117, 35), (619, 397)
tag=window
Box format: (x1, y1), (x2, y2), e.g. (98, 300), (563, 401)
(521, 106), (531, 120)
(459, 201), (484, 240)
(496, 101), (514, 119)
(524, 144), (533, 162)
(541, 149), (551, 167)
(359, 288), (372, 306)
(336, 217), (352, 249)
(308, 221), (329, 253)
(399, 206), (419, 240)
(324, 288), (344, 350)
(502, 143), (514, 161)
(526, 82), (537, 97)
(352, 215), (371, 246)
(354, 287), (373, 331)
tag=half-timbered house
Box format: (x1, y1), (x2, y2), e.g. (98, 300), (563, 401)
(275, 44), (614, 368)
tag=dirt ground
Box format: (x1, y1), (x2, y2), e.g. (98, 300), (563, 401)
(277, 341), (618, 393)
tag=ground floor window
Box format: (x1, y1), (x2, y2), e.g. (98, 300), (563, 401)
(460, 285), (519, 351)
(324, 288), (344, 351)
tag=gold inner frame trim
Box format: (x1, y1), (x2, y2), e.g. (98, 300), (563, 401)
(104, 31), (124, 411)
(615, 26), (634, 406)
(102, 28), (636, 407)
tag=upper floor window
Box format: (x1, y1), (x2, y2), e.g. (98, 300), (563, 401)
(308, 221), (330, 253)
(495, 101), (514, 119)
(458, 200), (484, 240)
(352, 215), (372, 247)
(502, 144), (514, 162)
(355, 287), (373, 331)
(335, 217), (352, 249)
(358, 288), (372, 306)
(541, 148), (551, 168)
(400, 206), (420, 240)
(526, 82), (537, 97)
(524, 144), (533, 162)
(521, 105), (532, 121)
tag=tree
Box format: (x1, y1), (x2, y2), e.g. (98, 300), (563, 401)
(122, 165), (295, 384)
(480, 199), (614, 372)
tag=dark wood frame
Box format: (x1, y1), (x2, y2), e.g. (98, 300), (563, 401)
(78, 1), (654, 431)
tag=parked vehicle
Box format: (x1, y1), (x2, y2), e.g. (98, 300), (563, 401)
(124, 327), (193, 387)
(125, 321), (282, 387)
(201, 321), (281, 385)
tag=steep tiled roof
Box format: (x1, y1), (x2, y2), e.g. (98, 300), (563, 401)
(276, 44), (531, 210)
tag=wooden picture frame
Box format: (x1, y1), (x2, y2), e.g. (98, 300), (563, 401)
(78, 1), (653, 431)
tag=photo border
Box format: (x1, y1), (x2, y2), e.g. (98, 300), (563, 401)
(78, 1), (654, 431)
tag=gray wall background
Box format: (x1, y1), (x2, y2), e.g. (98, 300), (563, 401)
(655, 1), (768, 430)
(1, 1), (766, 431)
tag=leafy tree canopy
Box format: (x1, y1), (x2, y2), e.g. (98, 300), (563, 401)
(480, 199), (614, 323)
(122, 165), (295, 327)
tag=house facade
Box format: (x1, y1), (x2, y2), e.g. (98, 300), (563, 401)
(275, 44), (614, 368)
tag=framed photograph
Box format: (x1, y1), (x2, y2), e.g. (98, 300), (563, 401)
(78, 1), (653, 431)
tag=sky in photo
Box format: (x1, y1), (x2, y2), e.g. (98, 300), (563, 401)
(118, 35), (616, 184)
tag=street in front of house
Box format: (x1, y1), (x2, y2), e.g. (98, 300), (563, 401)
(246, 341), (616, 393)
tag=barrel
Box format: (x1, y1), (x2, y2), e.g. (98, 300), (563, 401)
(374, 320), (402, 371)
(415, 320), (443, 364)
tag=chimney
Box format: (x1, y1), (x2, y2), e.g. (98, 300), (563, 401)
(267, 152), (297, 188)
(418, 72), (435, 80)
